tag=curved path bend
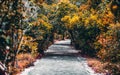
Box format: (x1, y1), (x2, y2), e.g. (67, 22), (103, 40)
(20, 39), (103, 75)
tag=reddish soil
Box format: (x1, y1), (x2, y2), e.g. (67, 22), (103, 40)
(86, 57), (110, 75)
(11, 53), (42, 75)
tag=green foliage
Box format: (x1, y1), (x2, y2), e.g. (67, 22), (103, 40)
(69, 24), (101, 56)
(57, 2), (78, 19)
(53, 2), (78, 35)
(0, 0), (23, 63)
(24, 14), (53, 54)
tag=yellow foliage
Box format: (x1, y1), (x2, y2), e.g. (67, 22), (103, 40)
(61, 15), (70, 22)
(30, 18), (52, 30)
(109, 23), (120, 30)
(60, 0), (70, 3)
(19, 36), (38, 53)
(90, 8), (96, 14)
(70, 15), (79, 25)
(90, 14), (97, 20)
(42, 21), (53, 30)
(78, 12), (83, 16)
(101, 10), (115, 25)
(79, 4), (90, 11)
(97, 48), (107, 60)
(97, 19), (103, 25)
(84, 18), (90, 25)
(61, 15), (79, 29)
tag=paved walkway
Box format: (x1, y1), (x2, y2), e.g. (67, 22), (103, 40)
(20, 39), (102, 75)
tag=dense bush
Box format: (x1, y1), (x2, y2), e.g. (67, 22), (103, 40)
(61, 1), (120, 74)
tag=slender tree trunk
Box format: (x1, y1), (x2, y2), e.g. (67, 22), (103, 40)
(68, 30), (75, 45)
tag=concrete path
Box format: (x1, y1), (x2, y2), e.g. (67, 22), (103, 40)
(20, 39), (103, 75)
